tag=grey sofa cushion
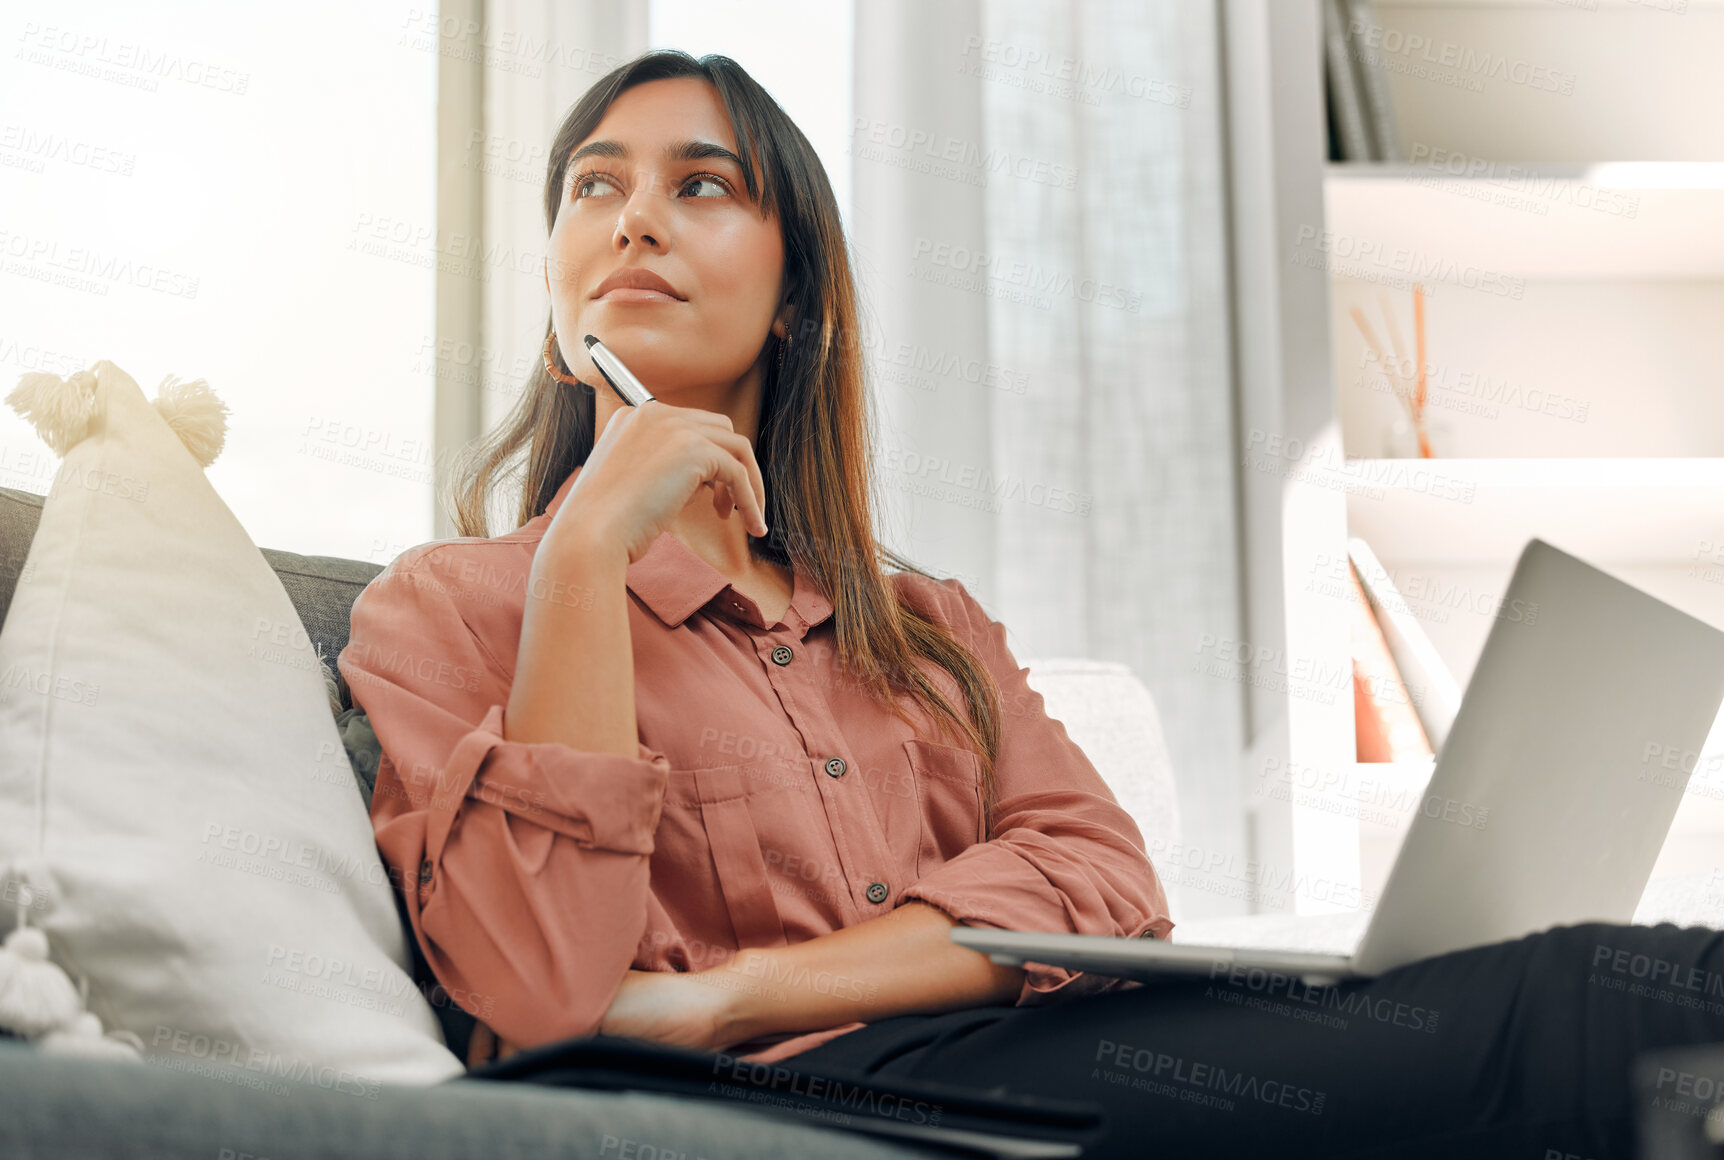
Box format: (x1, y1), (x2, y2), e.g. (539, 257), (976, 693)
(0, 1039), (938, 1160)
(0, 484), (383, 710)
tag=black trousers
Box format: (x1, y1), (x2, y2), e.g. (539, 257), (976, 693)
(774, 921), (1724, 1159)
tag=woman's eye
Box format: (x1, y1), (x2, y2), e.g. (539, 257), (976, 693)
(572, 172), (621, 200)
(682, 175), (730, 198)
(570, 171), (730, 200)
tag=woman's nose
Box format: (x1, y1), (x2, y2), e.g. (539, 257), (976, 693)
(614, 180), (671, 249)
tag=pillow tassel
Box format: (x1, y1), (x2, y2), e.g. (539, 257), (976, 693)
(5, 368), (100, 457)
(36, 1004), (146, 1061)
(0, 916), (81, 1038)
(0, 894), (140, 1059)
(153, 375), (229, 468)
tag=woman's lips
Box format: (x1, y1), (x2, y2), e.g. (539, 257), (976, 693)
(594, 288), (683, 304)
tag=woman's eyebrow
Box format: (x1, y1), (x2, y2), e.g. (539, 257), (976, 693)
(567, 139), (745, 170)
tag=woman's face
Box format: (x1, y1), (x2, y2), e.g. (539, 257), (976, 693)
(547, 76), (787, 408)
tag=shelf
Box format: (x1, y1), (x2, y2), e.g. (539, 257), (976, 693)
(1340, 457), (1724, 565)
(1324, 162), (1724, 279)
(1290, 1), (1724, 917)
(1326, 161), (1724, 188)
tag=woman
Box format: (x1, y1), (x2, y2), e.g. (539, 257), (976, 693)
(338, 49), (1724, 1159)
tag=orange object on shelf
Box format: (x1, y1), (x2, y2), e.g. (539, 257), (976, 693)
(1347, 559), (1433, 761)
(1350, 285), (1435, 458)
(1413, 283), (1431, 458)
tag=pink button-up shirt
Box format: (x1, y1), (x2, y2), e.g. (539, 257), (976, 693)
(338, 464), (1173, 1066)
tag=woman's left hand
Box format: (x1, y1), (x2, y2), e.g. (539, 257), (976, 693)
(596, 968), (747, 1054)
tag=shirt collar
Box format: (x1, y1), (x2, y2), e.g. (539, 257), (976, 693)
(536, 465), (834, 633)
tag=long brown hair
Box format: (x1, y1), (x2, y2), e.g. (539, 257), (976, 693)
(444, 49), (1003, 815)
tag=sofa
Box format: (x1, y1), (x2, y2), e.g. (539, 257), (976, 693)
(13, 470), (1724, 1159)
(0, 480), (1202, 1159)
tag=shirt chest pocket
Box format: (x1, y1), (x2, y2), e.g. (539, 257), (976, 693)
(656, 763), (800, 951)
(905, 738), (986, 878)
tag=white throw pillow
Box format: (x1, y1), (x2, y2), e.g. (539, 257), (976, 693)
(0, 360), (462, 1085)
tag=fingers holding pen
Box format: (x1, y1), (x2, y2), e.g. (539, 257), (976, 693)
(548, 398), (770, 565)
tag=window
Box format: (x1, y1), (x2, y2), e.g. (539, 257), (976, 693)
(648, 0), (855, 237)
(0, 2), (437, 561)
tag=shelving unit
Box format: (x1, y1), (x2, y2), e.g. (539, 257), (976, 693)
(1279, 0), (1724, 910)
(1324, 162), (1724, 278)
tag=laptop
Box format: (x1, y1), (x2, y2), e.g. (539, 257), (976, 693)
(951, 538), (1724, 986)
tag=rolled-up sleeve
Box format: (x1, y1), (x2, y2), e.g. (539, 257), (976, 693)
(337, 546), (670, 1049)
(899, 579), (1175, 1007)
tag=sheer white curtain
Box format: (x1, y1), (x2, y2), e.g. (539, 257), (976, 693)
(473, 0), (1250, 916)
(852, 0), (1246, 910)
(464, 1), (649, 538)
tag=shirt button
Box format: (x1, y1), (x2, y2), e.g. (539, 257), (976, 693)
(771, 645), (793, 666)
(824, 757), (846, 778)
(866, 882), (889, 904)
(418, 860), (433, 887)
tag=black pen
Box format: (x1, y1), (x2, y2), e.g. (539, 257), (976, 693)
(583, 334), (656, 407)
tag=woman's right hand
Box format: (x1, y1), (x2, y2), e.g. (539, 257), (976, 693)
(549, 400), (769, 565)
